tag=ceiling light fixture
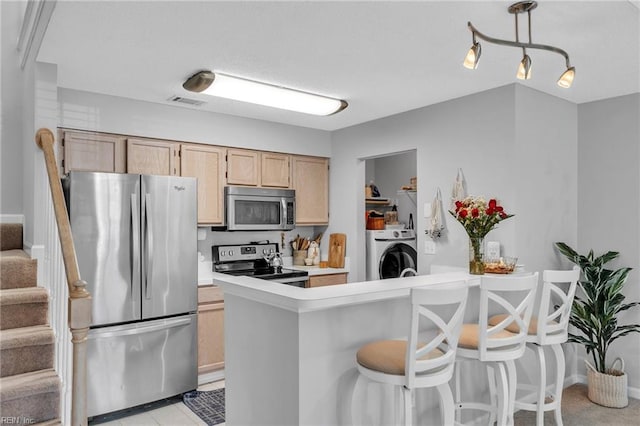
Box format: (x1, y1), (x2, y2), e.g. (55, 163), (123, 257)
(464, 1), (575, 88)
(182, 70), (348, 116)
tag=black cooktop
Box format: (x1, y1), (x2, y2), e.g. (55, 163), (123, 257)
(218, 267), (307, 281)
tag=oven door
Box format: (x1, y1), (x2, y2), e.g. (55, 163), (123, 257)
(226, 194), (290, 231)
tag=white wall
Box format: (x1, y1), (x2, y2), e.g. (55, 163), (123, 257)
(330, 84), (578, 283)
(577, 93), (640, 392)
(58, 88), (332, 157)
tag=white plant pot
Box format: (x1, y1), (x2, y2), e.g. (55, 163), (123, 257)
(586, 358), (628, 408)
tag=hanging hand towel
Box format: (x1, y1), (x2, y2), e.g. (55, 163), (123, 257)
(450, 168), (467, 211)
(427, 188), (446, 239)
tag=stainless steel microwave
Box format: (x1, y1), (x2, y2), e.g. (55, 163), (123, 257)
(225, 186), (295, 231)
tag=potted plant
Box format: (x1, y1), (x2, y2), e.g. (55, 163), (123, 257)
(555, 242), (640, 407)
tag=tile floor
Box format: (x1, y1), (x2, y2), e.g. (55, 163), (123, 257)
(90, 380), (225, 425)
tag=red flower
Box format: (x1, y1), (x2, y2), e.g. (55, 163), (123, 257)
(499, 212), (507, 219)
(459, 209), (468, 218)
(489, 199), (497, 209)
(486, 207), (495, 215)
(471, 208), (479, 218)
(496, 206), (504, 212)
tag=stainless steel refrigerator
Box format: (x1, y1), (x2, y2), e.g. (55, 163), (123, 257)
(63, 171), (198, 417)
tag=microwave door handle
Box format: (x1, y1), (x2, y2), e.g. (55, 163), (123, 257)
(130, 194), (141, 298)
(144, 193), (154, 300)
(281, 198), (287, 227)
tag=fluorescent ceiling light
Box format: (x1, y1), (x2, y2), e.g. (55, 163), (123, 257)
(183, 71), (347, 116)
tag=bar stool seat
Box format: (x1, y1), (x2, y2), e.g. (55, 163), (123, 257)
(355, 282), (469, 426)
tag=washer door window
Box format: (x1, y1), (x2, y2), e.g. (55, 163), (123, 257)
(379, 243), (417, 279)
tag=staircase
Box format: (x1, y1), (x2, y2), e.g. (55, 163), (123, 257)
(0, 223), (61, 425)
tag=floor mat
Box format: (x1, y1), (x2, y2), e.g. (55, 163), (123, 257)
(183, 388), (225, 425)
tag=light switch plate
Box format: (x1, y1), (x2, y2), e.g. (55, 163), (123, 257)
(424, 202), (432, 218)
(424, 240), (436, 255)
(486, 241), (500, 259)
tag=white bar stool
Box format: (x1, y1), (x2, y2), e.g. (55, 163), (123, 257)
(355, 282), (469, 425)
(454, 272), (538, 426)
(489, 267), (579, 425)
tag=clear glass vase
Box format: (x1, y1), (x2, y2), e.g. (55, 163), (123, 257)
(469, 237), (485, 275)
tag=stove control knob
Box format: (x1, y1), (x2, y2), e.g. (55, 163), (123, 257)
(393, 231), (399, 238)
(220, 251), (226, 257)
(263, 249), (267, 254)
(229, 250), (234, 256)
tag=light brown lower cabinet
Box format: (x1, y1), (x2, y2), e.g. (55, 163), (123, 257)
(197, 286), (224, 375)
(306, 273), (348, 288)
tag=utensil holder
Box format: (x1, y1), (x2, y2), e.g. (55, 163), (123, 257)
(293, 250), (306, 266)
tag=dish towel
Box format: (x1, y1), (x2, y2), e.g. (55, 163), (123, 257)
(427, 188), (446, 239)
(450, 168), (467, 211)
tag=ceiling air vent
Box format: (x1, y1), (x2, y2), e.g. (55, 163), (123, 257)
(167, 96), (206, 107)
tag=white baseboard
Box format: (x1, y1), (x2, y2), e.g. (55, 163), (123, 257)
(198, 370), (225, 386)
(0, 214), (24, 224)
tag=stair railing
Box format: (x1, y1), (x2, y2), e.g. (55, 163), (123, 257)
(36, 128), (92, 426)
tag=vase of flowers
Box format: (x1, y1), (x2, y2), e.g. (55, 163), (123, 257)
(450, 197), (514, 275)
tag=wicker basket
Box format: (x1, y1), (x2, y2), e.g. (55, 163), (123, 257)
(586, 358), (628, 408)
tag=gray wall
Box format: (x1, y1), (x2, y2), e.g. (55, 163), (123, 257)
(1, 1), (24, 215)
(330, 84), (578, 282)
(577, 93), (640, 390)
(58, 89), (332, 157)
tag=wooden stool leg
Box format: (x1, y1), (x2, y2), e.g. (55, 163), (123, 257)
(436, 383), (455, 426)
(487, 364), (497, 425)
(402, 386), (412, 426)
(506, 360), (517, 426)
(496, 362), (509, 426)
(534, 344), (546, 426)
(551, 344), (565, 426)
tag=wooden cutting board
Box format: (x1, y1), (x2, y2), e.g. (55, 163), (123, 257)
(327, 233), (346, 268)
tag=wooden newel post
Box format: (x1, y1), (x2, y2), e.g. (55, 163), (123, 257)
(36, 128), (92, 426)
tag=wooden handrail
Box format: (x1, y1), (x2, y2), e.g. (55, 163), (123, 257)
(36, 128), (92, 426)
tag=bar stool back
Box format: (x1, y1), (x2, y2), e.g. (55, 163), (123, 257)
(455, 272), (538, 426)
(490, 267), (579, 426)
(355, 282), (469, 426)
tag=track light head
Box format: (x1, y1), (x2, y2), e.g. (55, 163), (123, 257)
(516, 54), (532, 80)
(557, 66), (575, 88)
(463, 41), (482, 70)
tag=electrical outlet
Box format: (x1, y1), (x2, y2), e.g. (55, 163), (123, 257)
(424, 240), (436, 255)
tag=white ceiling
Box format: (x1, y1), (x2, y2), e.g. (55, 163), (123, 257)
(38, 1), (640, 131)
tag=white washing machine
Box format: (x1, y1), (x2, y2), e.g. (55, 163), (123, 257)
(366, 229), (417, 281)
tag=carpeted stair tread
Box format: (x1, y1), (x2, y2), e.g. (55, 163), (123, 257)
(0, 249), (37, 289)
(1, 325), (55, 377)
(0, 223), (23, 251)
(0, 369), (60, 424)
(0, 287), (49, 330)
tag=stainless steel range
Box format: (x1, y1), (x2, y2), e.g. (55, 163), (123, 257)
(212, 242), (309, 287)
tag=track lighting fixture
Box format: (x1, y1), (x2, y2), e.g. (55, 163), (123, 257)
(182, 70), (348, 116)
(464, 1), (575, 88)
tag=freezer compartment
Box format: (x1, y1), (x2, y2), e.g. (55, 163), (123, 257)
(86, 314), (197, 418)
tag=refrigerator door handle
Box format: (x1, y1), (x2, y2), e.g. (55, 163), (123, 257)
(144, 193), (154, 300)
(131, 194), (141, 298)
(88, 317), (192, 339)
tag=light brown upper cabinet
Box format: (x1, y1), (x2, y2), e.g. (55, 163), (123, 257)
(60, 129), (126, 174)
(261, 152), (290, 188)
(127, 138), (180, 176)
(292, 155), (329, 225)
(226, 149), (259, 186)
(181, 144), (225, 225)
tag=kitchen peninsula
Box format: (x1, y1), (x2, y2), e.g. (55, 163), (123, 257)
(215, 271), (480, 425)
